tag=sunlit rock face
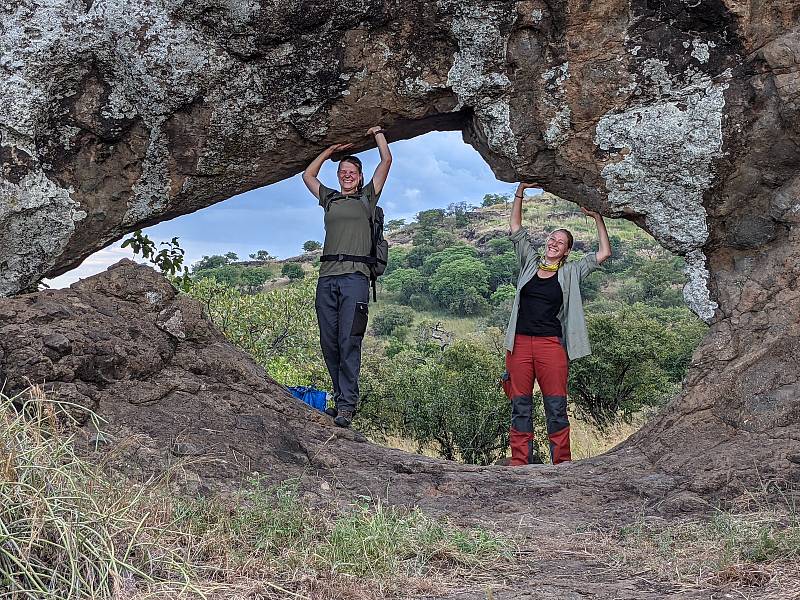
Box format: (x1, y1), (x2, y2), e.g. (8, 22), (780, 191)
(1, 1), (799, 488)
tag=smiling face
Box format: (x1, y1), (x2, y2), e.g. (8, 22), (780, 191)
(337, 158), (363, 194)
(544, 229), (573, 264)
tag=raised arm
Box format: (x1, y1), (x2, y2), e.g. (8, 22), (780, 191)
(302, 143), (353, 199)
(581, 207), (612, 264)
(367, 126), (392, 194)
(510, 182), (537, 233)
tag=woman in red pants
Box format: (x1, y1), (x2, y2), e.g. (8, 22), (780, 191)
(503, 182), (611, 465)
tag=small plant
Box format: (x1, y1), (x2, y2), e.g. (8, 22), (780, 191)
(121, 229), (191, 290)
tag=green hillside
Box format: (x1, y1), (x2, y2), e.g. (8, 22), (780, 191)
(184, 192), (707, 464)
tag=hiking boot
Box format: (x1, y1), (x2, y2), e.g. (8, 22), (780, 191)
(333, 410), (354, 428)
(325, 393), (339, 417)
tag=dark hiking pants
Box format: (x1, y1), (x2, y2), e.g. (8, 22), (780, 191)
(505, 334), (571, 465)
(315, 273), (370, 414)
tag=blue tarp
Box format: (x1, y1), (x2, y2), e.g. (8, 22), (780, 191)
(287, 386), (327, 412)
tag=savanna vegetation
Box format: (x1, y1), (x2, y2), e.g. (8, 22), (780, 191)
(177, 192), (706, 466)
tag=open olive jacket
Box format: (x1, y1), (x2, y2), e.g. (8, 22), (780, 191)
(504, 227), (601, 361)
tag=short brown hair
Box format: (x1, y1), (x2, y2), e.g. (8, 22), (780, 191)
(552, 228), (574, 250)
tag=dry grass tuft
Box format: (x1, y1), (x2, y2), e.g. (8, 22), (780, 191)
(0, 387), (514, 599)
(539, 484), (800, 597)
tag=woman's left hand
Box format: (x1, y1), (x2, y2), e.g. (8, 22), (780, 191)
(366, 126), (385, 136)
(581, 206), (602, 219)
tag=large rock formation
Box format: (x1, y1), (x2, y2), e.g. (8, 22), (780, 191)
(1, 2), (799, 492)
(0, 260), (668, 521)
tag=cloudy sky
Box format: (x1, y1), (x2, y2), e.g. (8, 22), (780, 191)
(48, 131), (522, 288)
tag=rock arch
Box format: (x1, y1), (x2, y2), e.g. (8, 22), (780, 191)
(1, 0), (799, 497)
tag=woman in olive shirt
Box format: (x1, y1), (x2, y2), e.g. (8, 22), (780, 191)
(302, 127), (392, 428)
(504, 182), (611, 464)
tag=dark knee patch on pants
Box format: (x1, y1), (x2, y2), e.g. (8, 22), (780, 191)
(511, 395), (533, 433)
(543, 394), (568, 434)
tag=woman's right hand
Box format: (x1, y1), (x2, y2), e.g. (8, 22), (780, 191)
(518, 182), (539, 190)
(326, 142), (354, 156)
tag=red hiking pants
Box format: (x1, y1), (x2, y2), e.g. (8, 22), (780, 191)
(504, 334), (571, 465)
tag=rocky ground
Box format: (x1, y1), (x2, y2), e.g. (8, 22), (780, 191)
(1, 261), (798, 599)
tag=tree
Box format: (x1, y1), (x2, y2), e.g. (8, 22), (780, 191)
(447, 201), (471, 227)
(487, 237), (513, 255)
(490, 284), (516, 305)
(372, 305), (415, 337)
(485, 252), (518, 290)
(385, 219), (406, 232)
(385, 247), (409, 275)
(225, 252), (239, 262)
(482, 193), (509, 207)
(249, 250), (274, 261)
(568, 304), (706, 431)
(281, 263), (305, 280)
(406, 244), (436, 268)
(428, 257), (490, 315)
(192, 254), (229, 272)
(415, 209), (445, 228)
(383, 268), (427, 304)
(238, 267), (273, 293)
(420, 244), (477, 276)
(302, 240), (322, 252)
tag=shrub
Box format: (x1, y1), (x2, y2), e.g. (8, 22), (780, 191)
(568, 303), (706, 431)
(281, 262), (305, 280)
(187, 277), (325, 386)
(394, 339), (516, 465)
(372, 305), (416, 337)
(429, 257), (490, 315)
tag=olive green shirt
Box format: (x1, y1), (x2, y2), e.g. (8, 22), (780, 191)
(505, 226), (601, 360)
(318, 181), (380, 278)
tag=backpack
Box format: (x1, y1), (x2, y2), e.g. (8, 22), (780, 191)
(320, 195), (389, 302)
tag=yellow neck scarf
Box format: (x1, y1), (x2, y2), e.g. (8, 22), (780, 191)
(538, 257), (562, 271)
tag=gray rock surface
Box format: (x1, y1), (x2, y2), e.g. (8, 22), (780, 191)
(2, 1), (798, 322)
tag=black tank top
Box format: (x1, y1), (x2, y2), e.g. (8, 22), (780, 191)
(515, 273), (563, 337)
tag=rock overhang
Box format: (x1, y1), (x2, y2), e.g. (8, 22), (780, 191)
(1, 0), (799, 327)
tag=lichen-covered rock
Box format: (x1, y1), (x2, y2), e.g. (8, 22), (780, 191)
(1, 1), (799, 499)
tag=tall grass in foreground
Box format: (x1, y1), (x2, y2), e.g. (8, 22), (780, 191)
(0, 388), (512, 599)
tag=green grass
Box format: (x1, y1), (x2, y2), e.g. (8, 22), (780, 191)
(0, 388), (513, 599)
